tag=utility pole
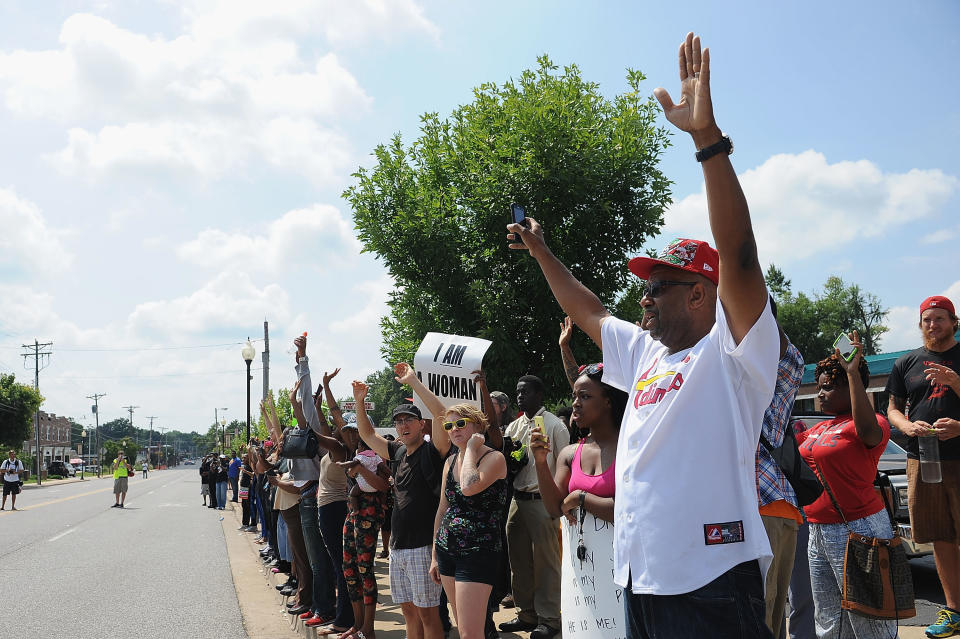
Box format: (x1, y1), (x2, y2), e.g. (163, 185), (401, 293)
(262, 320), (270, 404)
(87, 393), (106, 478)
(157, 427), (167, 468)
(146, 416), (157, 467)
(123, 405), (139, 456)
(21, 340), (52, 485)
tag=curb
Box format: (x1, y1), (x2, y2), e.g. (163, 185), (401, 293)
(21, 475), (113, 490)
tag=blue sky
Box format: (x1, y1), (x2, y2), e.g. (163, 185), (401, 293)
(0, 1), (957, 432)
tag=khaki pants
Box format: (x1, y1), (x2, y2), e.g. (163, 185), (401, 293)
(761, 514), (798, 639)
(506, 497), (562, 629)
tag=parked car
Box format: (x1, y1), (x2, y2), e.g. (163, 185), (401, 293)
(47, 460), (76, 477)
(791, 416), (933, 557)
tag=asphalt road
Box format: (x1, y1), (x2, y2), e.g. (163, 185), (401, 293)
(0, 467), (246, 638)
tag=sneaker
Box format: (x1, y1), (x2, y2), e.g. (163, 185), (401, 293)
(111, 503), (119, 508)
(499, 617), (537, 632)
(927, 608), (960, 638)
(118, 504), (124, 508)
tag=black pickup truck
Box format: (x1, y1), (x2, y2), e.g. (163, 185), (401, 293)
(789, 416), (933, 558)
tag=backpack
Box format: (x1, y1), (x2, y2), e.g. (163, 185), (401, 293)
(759, 428), (823, 507)
(280, 426), (319, 459)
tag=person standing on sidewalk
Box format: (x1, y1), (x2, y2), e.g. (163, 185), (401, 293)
(228, 452), (241, 502)
(112, 452), (131, 508)
(1, 450), (24, 511)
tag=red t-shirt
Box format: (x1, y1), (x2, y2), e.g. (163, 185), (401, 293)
(797, 413), (889, 524)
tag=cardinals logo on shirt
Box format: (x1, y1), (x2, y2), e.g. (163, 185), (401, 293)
(633, 357), (684, 409)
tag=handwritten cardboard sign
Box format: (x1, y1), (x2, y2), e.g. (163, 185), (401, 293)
(560, 513), (625, 639)
(412, 332), (492, 419)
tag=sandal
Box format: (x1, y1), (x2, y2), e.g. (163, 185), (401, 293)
(317, 626), (349, 636)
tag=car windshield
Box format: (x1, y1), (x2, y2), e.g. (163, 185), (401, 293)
(882, 439), (907, 456)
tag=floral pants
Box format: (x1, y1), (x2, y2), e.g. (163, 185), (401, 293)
(342, 490), (386, 604)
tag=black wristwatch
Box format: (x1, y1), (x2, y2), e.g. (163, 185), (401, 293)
(695, 135), (733, 162)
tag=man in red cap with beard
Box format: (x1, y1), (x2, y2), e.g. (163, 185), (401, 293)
(886, 295), (960, 637)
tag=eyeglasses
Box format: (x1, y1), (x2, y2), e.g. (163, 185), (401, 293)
(577, 363), (603, 376)
(442, 418), (473, 431)
(393, 416), (419, 427)
(643, 280), (696, 298)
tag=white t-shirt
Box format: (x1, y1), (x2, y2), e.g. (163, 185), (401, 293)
(354, 450), (383, 493)
(2, 459), (23, 482)
(601, 298), (779, 595)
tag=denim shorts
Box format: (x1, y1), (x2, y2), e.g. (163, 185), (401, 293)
(435, 546), (501, 586)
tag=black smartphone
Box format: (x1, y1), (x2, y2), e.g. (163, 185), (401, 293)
(510, 203), (529, 228)
(265, 469), (279, 477)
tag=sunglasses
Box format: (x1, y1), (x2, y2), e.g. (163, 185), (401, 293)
(442, 418), (473, 431)
(643, 280), (696, 298)
(577, 363), (603, 376)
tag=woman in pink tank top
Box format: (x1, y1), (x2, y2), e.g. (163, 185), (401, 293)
(530, 362), (626, 524)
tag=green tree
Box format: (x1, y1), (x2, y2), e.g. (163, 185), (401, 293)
(344, 57), (671, 400)
(766, 266), (890, 363)
(362, 367), (409, 427)
(102, 438), (137, 467)
(0, 373), (43, 448)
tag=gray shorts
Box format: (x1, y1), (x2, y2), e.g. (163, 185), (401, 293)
(389, 545), (442, 607)
(201, 483), (210, 495)
(113, 476), (128, 494)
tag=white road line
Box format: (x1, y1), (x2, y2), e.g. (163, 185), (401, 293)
(146, 490), (155, 495)
(49, 527), (76, 542)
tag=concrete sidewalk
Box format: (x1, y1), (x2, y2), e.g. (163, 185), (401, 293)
(21, 473), (112, 489)
(222, 501), (933, 639)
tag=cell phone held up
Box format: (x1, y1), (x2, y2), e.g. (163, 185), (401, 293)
(833, 332), (859, 362)
(510, 203), (529, 228)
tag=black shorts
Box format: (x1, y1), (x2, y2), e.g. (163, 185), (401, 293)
(435, 546), (501, 586)
(3, 480), (20, 496)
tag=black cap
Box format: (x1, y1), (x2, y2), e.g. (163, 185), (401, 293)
(391, 404), (422, 420)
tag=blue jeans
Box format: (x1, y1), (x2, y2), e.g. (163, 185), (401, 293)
(216, 481), (227, 508)
(808, 511), (897, 639)
(229, 476), (239, 502)
(624, 560), (773, 639)
(318, 500), (354, 628)
(783, 522), (815, 639)
(300, 493), (336, 617)
(277, 513), (290, 561)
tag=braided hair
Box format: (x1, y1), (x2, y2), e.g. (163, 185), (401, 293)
(814, 352), (870, 389)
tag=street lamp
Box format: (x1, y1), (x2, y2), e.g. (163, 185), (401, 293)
(242, 338), (256, 443)
(214, 407), (227, 453)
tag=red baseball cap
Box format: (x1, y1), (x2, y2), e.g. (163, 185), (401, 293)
(920, 295), (956, 318)
(628, 238), (719, 285)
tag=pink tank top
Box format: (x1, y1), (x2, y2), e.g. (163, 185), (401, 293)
(567, 440), (616, 498)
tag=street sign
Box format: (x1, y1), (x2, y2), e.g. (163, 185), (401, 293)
(341, 401), (374, 411)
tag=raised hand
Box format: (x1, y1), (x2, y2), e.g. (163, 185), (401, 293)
(466, 432), (485, 452)
(836, 331), (864, 377)
(323, 368), (341, 386)
(394, 362), (417, 386)
(472, 369), (487, 386)
(529, 426), (551, 464)
(294, 335), (307, 360)
(507, 216), (547, 257)
(288, 378), (303, 405)
(653, 32), (717, 137)
(352, 380), (369, 403)
(559, 316), (574, 347)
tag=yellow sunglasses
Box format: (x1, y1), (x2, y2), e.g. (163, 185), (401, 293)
(442, 418), (473, 431)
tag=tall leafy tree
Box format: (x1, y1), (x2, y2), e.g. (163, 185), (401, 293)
(0, 373), (43, 449)
(766, 266), (890, 363)
(345, 57), (672, 400)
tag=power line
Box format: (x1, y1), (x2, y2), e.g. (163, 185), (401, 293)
(0, 338), (265, 352)
(45, 366), (264, 380)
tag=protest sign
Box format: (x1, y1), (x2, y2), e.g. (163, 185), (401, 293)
(412, 332), (492, 418)
(560, 513), (625, 639)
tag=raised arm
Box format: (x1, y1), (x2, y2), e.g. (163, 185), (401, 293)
(473, 369), (503, 450)
(323, 368), (347, 429)
(263, 396), (283, 443)
(653, 32), (767, 343)
(352, 380), (391, 461)
(460, 435), (507, 497)
(394, 362), (451, 458)
(507, 220), (610, 348)
(842, 332), (883, 448)
(558, 317), (581, 391)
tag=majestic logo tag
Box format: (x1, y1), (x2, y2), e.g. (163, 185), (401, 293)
(704, 521), (745, 545)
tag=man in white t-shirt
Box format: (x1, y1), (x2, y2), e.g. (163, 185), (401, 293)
(2, 450), (25, 511)
(507, 32), (779, 639)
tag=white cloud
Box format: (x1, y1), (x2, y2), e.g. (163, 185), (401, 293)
(0, 3), (437, 182)
(177, 204), (361, 273)
(126, 270), (291, 336)
(922, 226), (959, 244)
(0, 187), (72, 276)
(329, 276), (394, 333)
(663, 151), (959, 265)
(881, 279), (960, 352)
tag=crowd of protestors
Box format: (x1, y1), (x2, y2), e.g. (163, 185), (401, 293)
(203, 31), (959, 639)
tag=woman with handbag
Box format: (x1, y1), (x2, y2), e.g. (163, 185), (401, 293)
(798, 331), (900, 639)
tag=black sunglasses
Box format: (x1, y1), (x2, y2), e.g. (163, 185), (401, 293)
(643, 280), (696, 298)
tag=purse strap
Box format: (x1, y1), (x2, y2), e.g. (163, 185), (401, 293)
(874, 471), (901, 539)
(812, 459), (852, 532)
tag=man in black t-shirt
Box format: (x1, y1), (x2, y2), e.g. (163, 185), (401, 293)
(353, 363), (452, 639)
(886, 295), (960, 635)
